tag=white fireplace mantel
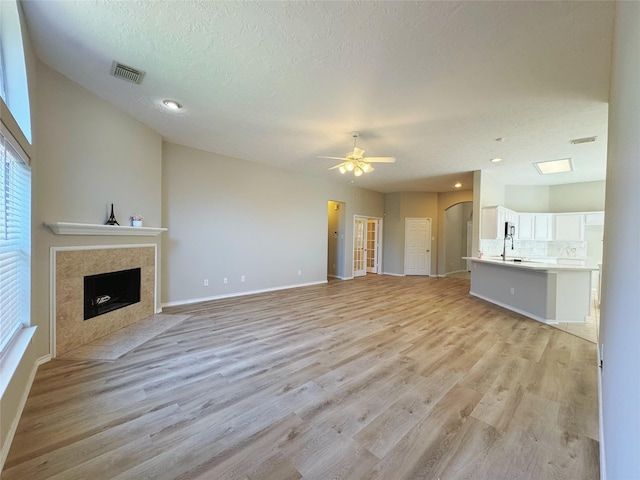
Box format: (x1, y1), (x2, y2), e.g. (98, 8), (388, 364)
(46, 222), (167, 236)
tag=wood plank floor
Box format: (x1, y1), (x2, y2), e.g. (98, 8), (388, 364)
(2, 275), (600, 480)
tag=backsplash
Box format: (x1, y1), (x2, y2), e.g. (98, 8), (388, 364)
(479, 239), (587, 258)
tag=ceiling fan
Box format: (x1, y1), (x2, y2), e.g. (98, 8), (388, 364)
(320, 132), (396, 177)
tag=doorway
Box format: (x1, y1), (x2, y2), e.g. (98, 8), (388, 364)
(327, 201), (346, 279)
(405, 217), (431, 275)
(353, 215), (383, 277)
(443, 202), (473, 276)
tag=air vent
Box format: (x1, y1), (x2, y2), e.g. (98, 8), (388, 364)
(570, 136), (597, 145)
(110, 61), (145, 84)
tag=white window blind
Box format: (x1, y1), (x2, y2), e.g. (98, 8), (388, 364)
(0, 130), (30, 354)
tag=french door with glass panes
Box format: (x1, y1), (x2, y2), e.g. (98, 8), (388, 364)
(353, 217), (366, 276)
(366, 218), (379, 273)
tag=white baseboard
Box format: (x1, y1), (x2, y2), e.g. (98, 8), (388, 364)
(162, 280), (328, 308)
(382, 272), (405, 277)
(0, 354), (45, 471)
(327, 275), (351, 280)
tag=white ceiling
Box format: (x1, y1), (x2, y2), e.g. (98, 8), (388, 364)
(21, 0), (614, 193)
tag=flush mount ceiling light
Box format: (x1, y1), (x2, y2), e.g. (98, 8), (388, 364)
(534, 158), (573, 175)
(454, 182), (462, 188)
(319, 132), (396, 177)
(490, 157), (503, 163)
(162, 99), (182, 110)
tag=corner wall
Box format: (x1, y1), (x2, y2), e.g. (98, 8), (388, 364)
(600, 1), (640, 477)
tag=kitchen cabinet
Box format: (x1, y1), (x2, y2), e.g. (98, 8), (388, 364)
(553, 214), (585, 241)
(516, 214), (535, 240)
(481, 206), (518, 239)
(585, 212), (605, 225)
(516, 213), (551, 240)
(533, 214), (552, 240)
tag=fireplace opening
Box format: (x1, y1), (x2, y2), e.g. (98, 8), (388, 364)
(84, 268), (141, 320)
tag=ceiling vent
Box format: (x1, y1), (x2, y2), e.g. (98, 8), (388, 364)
(570, 136), (597, 145)
(110, 61), (145, 84)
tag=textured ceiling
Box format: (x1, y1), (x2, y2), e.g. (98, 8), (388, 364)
(21, 1), (614, 193)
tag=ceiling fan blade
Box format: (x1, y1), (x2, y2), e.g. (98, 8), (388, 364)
(328, 163), (345, 170)
(366, 157), (396, 163)
(318, 156), (347, 161)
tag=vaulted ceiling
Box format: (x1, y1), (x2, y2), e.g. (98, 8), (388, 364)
(21, 0), (614, 193)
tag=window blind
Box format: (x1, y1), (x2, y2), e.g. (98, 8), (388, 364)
(0, 130), (30, 354)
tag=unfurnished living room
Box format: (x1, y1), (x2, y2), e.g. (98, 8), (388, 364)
(0, 1), (638, 479)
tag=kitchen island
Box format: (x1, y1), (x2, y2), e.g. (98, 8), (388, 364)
(463, 257), (596, 324)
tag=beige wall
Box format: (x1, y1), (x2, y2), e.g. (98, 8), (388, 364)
(32, 62), (163, 358)
(505, 185), (550, 212)
(382, 191), (439, 275)
(505, 181), (605, 213)
(161, 142), (384, 304)
(548, 180), (606, 212)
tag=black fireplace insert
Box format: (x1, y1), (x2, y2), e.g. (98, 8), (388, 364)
(84, 267), (141, 320)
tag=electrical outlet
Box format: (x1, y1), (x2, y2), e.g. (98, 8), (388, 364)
(223, 277), (228, 284)
(298, 270), (302, 276)
(241, 275), (245, 282)
(510, 287), (515, 295)
(203, 279), (209, 286)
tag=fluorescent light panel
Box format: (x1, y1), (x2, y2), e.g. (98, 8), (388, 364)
(534, 158), (573, 175)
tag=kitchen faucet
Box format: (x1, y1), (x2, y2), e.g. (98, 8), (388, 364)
(501, 223), (515, 260)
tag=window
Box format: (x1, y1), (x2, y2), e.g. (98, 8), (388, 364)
(0, 0), (32, 143)
(0, 130), (30, 355)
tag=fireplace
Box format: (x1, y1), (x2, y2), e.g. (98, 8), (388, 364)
(53, 245), (156, 356)
(84, 268), (141, 320)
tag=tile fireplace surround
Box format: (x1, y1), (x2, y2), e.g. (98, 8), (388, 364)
(53, 245), (156, 356)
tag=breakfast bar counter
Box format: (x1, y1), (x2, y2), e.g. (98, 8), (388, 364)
(463, 257), (596, 324)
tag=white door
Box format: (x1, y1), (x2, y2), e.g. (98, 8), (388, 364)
(405, 218), (431, 275)
(353, 217), (366, 277)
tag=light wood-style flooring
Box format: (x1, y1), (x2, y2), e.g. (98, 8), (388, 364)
(3, 275), (599, 479)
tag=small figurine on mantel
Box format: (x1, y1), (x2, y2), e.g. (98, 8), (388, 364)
(105, 203), (119, 225)
(131, 214), (144, 227)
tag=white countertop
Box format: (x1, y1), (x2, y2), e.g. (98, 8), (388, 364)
(463, 257), (597, 272)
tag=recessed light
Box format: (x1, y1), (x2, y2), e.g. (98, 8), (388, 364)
(534, 158), (573, 175)
(163, 99), (182, 110)
(490, 158), (503, 163)
(454, 182), (462, 188)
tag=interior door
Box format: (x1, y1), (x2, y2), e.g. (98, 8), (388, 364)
(353, 217), (366, 277)
(405, 218), (431, 275)
(366, 219), (378, 273)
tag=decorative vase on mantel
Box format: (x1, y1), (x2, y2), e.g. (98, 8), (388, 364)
(132, 220), (142, 227)
(105, 203), (119, 225)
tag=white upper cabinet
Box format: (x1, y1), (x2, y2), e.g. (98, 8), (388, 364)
(553, 213), (585, 241)
(533, 214), (552, 240)
(517, 213), (552, 240)
(481, 206), (518, 239)
(516, 214), (535, 240)
(585, 212), (605, 225)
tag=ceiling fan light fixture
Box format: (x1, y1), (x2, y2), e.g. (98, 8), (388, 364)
(339, 165), (347, 174)
(361, 162), (372, 173)
(345, 161), (355, 171)
(354, 167), (363, 177)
